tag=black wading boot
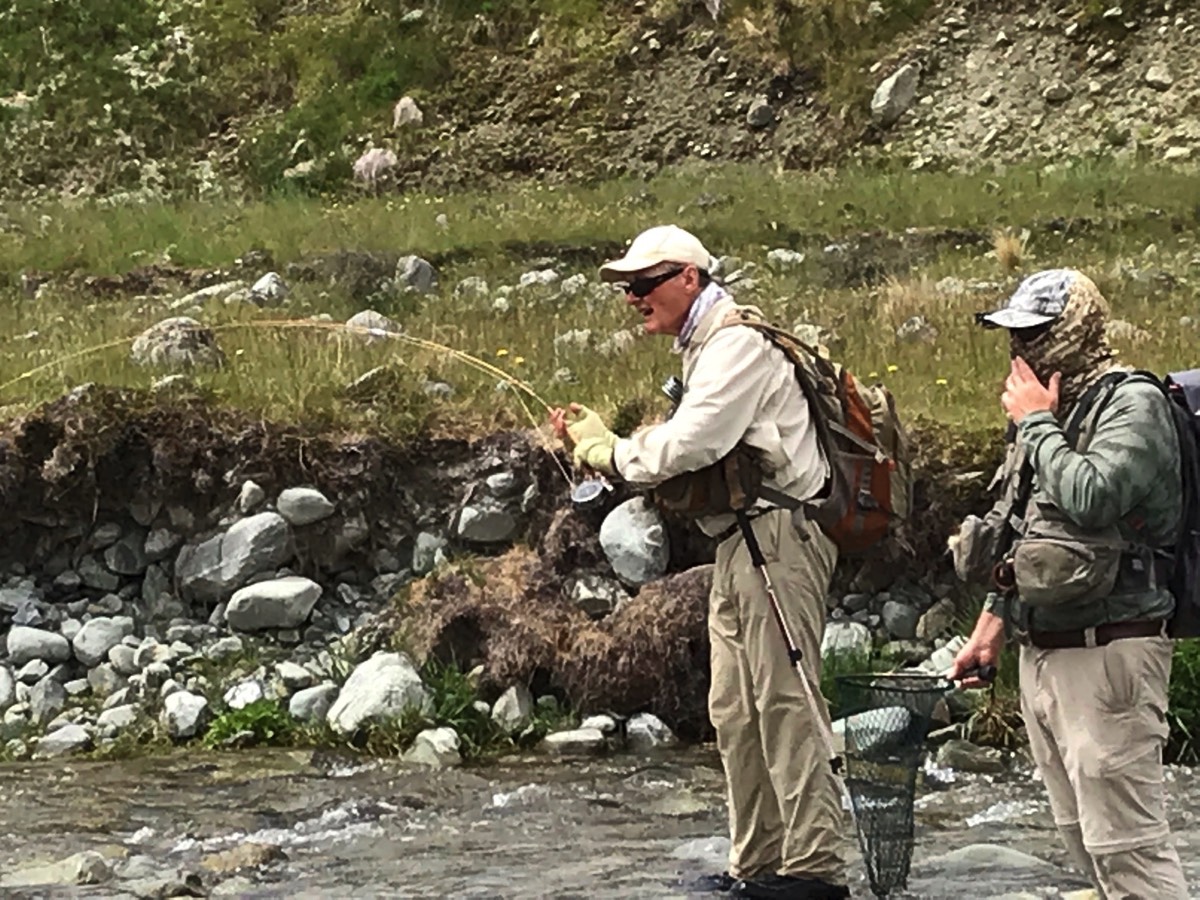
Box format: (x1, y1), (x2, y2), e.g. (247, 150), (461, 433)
(683, 871), (738, 892)
(731, 873), (851, 900)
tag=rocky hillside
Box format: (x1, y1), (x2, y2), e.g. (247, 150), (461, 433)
(861, 0), (1200, 169)
(1, 0), (1196, 202)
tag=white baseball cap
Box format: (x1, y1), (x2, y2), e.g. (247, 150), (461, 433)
(598, 225), (715, 283)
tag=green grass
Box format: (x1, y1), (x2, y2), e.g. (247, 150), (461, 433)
(1, 159), (1197, 443)
(203, 698), (296, 749)
(1169, 642), (1200, 765)
(0, 0), (639, 197)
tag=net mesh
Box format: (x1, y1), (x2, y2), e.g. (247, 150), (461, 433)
(834, 673), (949, 898)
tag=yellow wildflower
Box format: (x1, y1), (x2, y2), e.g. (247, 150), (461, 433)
(886, 364), (899, 374)
(513, 356), (526, 365)
(496, 348), (509, 357)
(936, 377), (948, 386)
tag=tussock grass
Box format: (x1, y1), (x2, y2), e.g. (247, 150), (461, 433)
(991, 228), (1028, 274)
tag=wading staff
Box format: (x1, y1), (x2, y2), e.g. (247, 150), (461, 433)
(734, 508), (843, 773)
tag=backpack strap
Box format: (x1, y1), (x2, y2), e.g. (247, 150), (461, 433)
(714, 305), (838, 513)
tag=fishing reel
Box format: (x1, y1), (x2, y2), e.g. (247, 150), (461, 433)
(992, 557), (1017, 596)
(570, 475), (613, 513)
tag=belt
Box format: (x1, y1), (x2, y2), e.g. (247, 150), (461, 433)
(1025, 618), (1167, 650)
(712, 508), (774, 545)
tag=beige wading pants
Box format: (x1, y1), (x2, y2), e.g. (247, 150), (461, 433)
(1019, 635), (1190, 900)
(708, 508), (847, 882)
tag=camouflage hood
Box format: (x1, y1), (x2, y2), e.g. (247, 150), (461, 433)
(979, 269), (1119, 411)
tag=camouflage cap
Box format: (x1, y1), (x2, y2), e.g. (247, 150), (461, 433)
(976, 268), (1082, 330)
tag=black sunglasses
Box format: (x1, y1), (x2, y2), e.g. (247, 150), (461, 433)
(620, 267), (684, 298)
(1010, 322), (1054, 343)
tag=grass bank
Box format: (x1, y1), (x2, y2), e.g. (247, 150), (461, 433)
(1, 159), (1198, 443)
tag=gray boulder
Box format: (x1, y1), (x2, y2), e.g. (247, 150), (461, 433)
(403, 727), (461, 767)
(326, 652), (430, 735)
(72, 617), (134, 667)
(289, 683), (339, 722)
(97, 704), (140, 734)
(491, 684), (534, 732)
(881, 600), (919, 640)
(250, 272), (288, 306)
(224, 679), (265, 711)
(599, 498), (669, 586)
(104, 531), (149, 575)
(130, 316), (226, 370)
(33, 724), (92, 759)
(345, 309), (402, 343)
(29, 678), (66, 726)
(541, 727), (607, 756)
(226, 576), (322, 631)
(160, 690), (209, 739)
(627, 712), (676, 751)
(871, 62), (920, 126)
(277, 487), (336, 526)
(396, 255), (438, 294)
(412, 532), (447, 575)
(7, 626), (71, 666)
(176, 512), (292, 604)
(456, 502), (518, 544)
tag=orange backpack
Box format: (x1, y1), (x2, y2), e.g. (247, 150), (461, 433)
(722, 306), (913, 556)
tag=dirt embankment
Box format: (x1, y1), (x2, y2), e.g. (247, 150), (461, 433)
(0, 385), (1001, 736)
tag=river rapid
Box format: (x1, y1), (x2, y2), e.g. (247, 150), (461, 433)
(1, 747), (1198, 899)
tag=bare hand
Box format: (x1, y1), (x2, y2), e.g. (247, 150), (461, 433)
(548, 403), (585, 444)
(1002, 357), (1060, 424)
(947, 611), (1005, 689)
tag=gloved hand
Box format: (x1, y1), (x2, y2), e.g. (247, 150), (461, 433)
(565, 406), (618, 476)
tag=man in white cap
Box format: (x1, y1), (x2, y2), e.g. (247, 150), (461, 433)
(550, 225), (849, 900)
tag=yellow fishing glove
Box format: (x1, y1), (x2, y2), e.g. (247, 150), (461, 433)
(566, 406), (618, 476)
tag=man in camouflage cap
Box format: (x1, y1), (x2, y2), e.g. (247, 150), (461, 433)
(950, 269), (1190, 897)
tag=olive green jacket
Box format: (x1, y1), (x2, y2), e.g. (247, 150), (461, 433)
(984, 375), (1181, 632)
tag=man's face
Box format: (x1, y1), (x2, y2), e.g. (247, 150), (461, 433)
(618, 263), (702, 335)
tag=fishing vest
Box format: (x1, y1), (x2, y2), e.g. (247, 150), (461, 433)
(952, 373), (1171, 610)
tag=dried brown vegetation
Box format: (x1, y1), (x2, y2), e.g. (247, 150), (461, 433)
(402, 519), (716, 737)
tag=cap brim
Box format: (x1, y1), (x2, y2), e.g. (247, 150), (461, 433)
(977, 308), (1058, 329)
(598, 255), (659, 283)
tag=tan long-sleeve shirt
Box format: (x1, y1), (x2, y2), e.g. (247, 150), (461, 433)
(612, 296), (828, 536)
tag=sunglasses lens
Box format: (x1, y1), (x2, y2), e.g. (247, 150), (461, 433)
(624, 267), (684, 299)
(1012, 323), (1052, 343)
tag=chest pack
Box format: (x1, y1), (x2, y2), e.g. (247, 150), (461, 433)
(648, 305), (914, 557)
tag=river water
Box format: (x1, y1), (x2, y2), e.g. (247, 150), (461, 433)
(0, 747), (1197, 899)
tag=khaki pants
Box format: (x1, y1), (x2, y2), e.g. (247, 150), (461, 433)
(709, 509), (846, 882)
(1019, 636), (1189, 900)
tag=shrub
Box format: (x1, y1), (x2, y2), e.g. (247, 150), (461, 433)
(203, 698), (296, 749)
